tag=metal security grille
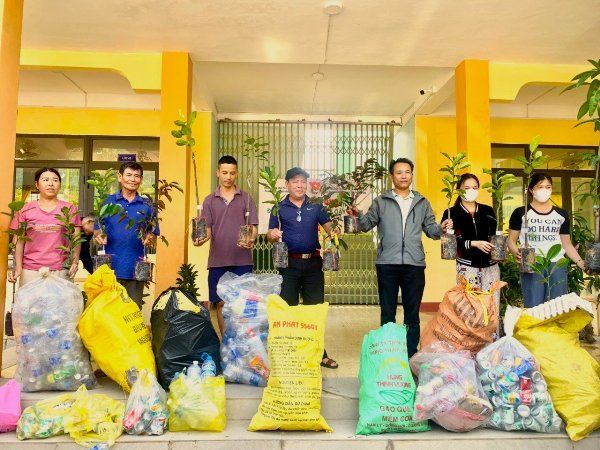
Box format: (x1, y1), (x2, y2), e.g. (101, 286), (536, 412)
(218, 120), (395, 304)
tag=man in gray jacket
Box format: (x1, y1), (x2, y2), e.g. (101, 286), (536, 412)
(356, 157), (452, 357)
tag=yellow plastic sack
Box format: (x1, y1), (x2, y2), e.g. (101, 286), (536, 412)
(514, 308), (600, 441)
(248, 295), (332, 432)
(167, 374), (226, 431)
(62, 385), (125, 448)
(80, 265), (156, 391)
(17, 392), (76, 440)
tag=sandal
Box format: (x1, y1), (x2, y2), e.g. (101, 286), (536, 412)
(320, 357), (339, 369)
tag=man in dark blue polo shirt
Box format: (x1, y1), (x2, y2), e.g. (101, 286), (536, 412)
(94, 162), (158, 308)
(267, 167), (338, 369)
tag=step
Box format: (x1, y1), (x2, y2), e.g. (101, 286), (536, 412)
(0, 420), (598, 449)
(15, 377), (359, 421)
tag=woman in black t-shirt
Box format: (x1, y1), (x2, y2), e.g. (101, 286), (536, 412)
(508, 173), (584, 307)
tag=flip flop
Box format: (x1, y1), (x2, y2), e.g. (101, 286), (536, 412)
(320, 357), (339, 369)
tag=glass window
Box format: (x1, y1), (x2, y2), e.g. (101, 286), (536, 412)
(571, 177), (595, 226)
(89, 168), (157, 200)
(15, 137), (84, 161)
(491, 145), (524, 169)
(15, 167), (81, 206)
(538, 147), (593, 170)
(92, 139), (159, 163)
(498, 177), (524, 232)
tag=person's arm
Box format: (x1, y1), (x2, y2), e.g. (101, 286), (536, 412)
(560, 234), (585, 270)
(8, 236), (23, 283)
(422, 200), (443, 240)
(356, 199), (380, 232)
(267, 211), (282, 243)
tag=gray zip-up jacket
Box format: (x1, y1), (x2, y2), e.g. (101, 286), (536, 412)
(358, 190), (442, 266)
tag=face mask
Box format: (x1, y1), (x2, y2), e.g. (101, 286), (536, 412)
(462, 189), (479, 202)
(533, 188), (552, 203)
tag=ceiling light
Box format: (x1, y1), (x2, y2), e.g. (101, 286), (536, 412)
(312, 72), (325, 81)
(324, 0), (343, 15)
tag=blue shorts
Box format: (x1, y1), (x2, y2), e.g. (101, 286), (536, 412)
(208, 265), (253, 304)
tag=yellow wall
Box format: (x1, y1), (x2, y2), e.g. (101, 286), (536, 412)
(415, 116), (598, 304)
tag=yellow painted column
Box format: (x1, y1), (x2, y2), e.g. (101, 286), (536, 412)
(156, 52), (192, 294)
(0, 0), (24, 369)
(455, 60), (492, 203)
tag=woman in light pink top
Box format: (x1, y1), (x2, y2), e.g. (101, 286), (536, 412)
(8, 168), (82, 286)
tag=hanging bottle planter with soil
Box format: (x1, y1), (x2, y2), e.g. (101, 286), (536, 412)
(191, 216), (207, 241)
(441, 230), (457, 260)
(237, 225), (253, 247)
(322, 248), (340, 272)
(490, 233), (509, 262)
(519, 247), (536, 273)
(585, 242), (600, 274)
(134, 258), (154, 282)
(272, 241), (288, 269)
(93, 250), (113, 272)
(343, 215), (360, 234)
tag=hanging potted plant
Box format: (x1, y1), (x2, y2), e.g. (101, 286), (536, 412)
(513, 135), (549, 273)
(172, 111), (207, 242)
(564, 59), (600, 273)
(440, 152), (471, 260)
(127, 179), (183, 282)
(2, 200), (28, 272)
(55, 206), (86, 278)
(482, 169), (518, 261)
(259, 166), (288, 268)
(240, 136), (270, 247)
(87, 169), (122, 270)
(322, 233), (341, 272)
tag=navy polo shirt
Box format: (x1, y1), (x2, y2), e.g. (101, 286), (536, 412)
(97, 190), (159, 279)
(268, 195), (330, 254)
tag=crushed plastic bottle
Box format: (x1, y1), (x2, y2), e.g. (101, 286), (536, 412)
(200, 353), (216, 378)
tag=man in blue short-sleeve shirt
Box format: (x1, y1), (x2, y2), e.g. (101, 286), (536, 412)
(267, 167), (338, 369)
(94, 162), (158, 308)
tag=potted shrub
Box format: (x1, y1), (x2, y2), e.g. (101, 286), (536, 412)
(530, 243), (571, 303)
(259, 165), (288, 268)
(482, 169), (518, 261)
(564, 59), (600, 272)
(513, 136), (549, 273)
(175, 263), (201, 300)
(440, 152), (471, 260)
(240, 136), (270, 247)
(172, 111), (207, 242)
(2, 200), (27, 271)
(55, 206), (86, 277)
(126, 179), (183, 282)
(322, 233), (341, 272)
(86, 169), (121, 270)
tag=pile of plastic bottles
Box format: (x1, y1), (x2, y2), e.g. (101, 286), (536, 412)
(123, 369), (169, 436)
(217, 272), (282, 387)
(476, 347), (563, 432)
(13, 271), (96, 392)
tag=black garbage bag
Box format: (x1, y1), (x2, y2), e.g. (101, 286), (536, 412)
(151, 288), (222, 389)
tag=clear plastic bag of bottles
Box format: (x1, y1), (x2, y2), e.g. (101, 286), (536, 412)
(13, 269), (96, 392)
(123, 368), (168, 436)
(410, 341), (493, 432)
(217, 272), (282, 387)
(167, 359), (226, 432)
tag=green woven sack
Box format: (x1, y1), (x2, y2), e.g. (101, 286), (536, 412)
(356, 322), (430, 435)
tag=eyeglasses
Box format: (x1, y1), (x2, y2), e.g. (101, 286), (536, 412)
(297, 210), (302, 222)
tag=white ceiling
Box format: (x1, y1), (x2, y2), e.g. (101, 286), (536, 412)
(13, 0), (599, 117)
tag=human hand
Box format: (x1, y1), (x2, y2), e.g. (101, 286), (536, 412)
(472, 240), (494, 254)
(94, 233), (107, 246)
(193, 236), (210, 246)
(8, 267), (21, 283)
(142, 234), (156, 247)
(267, 228), (283, 242)
(68, 262), (79, 279)
(441, 219), (453, 231)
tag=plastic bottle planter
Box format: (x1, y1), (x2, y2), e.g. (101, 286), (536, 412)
(322, 248), (340, 271)
(441, 230), (457, 260)
(490, 233), (509, 262)
(238, 225), (253, 247)
(134, 259), (154, 282)
(92, 252), (113, 272)
(584, 242), (600, 274)
(519, 247), (536, 273)
(272, 241), (288, 269)
(191, 216), (207, 241)
(344, 215), (360, 234)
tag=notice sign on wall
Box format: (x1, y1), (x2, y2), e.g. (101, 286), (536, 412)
(118, 154), (137, 162)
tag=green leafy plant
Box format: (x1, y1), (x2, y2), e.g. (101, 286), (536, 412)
(259, 166), (285, 229)
(563, 58), (600, 132)
(482, 169), (518, 231)
(574, 151), (600, 243)
(55, 206), (86, 269)
(569, 211), (593, 295)
(512, 135), (550, 248)
(2, 200), (29, 254)
(530, 244), (571, 302)
(176, 263), (200, 299)
(172, 111), (200, 211)
(440, 152), (471, 223)
(241, 135), (270, 229)
(87, 169), (122, 239)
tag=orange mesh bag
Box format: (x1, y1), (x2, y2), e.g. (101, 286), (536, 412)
(420, 278), (505, 355)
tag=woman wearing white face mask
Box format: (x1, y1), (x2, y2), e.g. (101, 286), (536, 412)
(508, 173), (584, 307)
(441, 174), (501, 312)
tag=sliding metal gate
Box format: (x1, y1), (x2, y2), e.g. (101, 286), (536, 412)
(218, 120), (395, 304)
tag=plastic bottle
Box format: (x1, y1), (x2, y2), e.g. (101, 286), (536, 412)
(200, 353), (217, 378)
(187, 361), (201, 379)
